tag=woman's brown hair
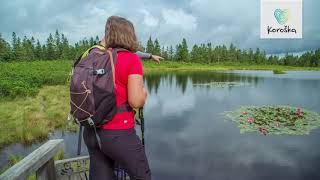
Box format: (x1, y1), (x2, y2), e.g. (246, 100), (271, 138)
(105, 16), (139, 52)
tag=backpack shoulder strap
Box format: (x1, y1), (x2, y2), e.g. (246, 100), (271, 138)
(111, 48), (130, 65)
(73, 44), (106, 67)
(81, 45), (106, 59)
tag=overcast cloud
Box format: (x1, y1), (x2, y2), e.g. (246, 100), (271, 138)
(0, 0), (319, 54)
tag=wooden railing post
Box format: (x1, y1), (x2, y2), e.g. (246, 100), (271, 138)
(36, 158), (56, 180)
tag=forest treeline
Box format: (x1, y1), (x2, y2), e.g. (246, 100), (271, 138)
(0, 30), (319, 67)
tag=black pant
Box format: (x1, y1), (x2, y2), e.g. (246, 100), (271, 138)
(83, 127), (151, 180)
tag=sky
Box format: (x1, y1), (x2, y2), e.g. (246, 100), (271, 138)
(0, 0), (319, 54)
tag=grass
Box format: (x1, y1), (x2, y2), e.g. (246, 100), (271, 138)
(0, 60), (72, 98)
(143, 61), (320, 72)
(0, 85), (77, 149)
(54, 149), (65, 161)
(273, 69), (286, 74)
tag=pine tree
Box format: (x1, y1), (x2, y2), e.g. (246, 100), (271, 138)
(191, 44), (200, 63)
(315, 49), (320, 67)
(168, 45), (174, 60)
(175, 44), (182, 61)
(15, 37), (25, 60)
(228, 43), (236, 61)
(146, 36), (154, 54)
(164, 46), (170, 60)
(254, 48), (261, 64)
(35, 40), (42, 60)
(21, 36), (35, 61)
(95, 36), (100, 44)
(0, 33), (11, 61)
(161, 46), (168, 60)
(179, 38), (189, 61)
(12, 32), (20, 60)
(206, 43), (213, 63)
(54, 30), (62, 59)
(61, 34), (72, 60)
(153, 39), (161, 55)
(30, 37), (36, 60)
(46, 33), (55, 60)
(41, 45), (46, 59)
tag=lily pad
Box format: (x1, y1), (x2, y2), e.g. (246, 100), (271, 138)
(224, 106), (320, 135)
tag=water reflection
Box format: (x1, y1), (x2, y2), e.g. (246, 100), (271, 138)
(144, 70), (320, 180)
(144, 71), (261, 94)
(1, 70), (320, 180)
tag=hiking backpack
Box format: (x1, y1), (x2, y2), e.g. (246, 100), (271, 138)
(69, 45), (132, 128)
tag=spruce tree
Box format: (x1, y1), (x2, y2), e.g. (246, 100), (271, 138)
(153, 39), (161, 55)
(35, 40), (42, 60)
(146, 36), (154, 54)
(46, 33), (55, 60)
(54, 30), (62, 59)
(181, 38), (189, 61)
(169, 45), (174, 60)
(315, 49), (320, 67)
(0, 33), (11, 61)
(61, 34), (71, 60)
(12, 32), (19, 60)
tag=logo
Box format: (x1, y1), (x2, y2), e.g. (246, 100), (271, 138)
(267, 8), (296, 35)
(260, 0), (302, 39)
(274, 9), (290, 25)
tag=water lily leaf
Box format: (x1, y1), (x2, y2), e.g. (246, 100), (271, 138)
(224, 106), (320, 135)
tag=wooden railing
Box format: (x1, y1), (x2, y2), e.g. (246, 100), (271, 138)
(0, 139), (91, 180)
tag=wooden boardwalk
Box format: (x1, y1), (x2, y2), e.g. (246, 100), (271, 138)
(0, 139), (128, 180)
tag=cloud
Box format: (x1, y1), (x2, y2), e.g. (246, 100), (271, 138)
(162, 9), (197, 32)
(0, 0), (319, 54)
(141, 9), (159, 27)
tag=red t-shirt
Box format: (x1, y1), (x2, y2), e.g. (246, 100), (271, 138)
(101, 51), (143, 130)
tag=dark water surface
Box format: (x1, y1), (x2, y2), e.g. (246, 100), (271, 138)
(1, 70), (320, 180)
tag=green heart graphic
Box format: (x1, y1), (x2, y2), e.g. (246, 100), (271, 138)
(274, 9), (290, 25)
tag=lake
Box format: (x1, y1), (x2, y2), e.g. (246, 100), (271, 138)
(1, 70), (320, 180)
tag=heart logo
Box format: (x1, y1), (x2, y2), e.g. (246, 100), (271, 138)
(274, 9), (290, 25)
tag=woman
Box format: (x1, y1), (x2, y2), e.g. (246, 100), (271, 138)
(83, 16), (151, 180)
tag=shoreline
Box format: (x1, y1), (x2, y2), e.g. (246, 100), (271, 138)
(142, 61), (320, 72)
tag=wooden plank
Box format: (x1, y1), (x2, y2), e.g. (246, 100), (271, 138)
(0, 139), (64, 180)
(55, 156), (90, 178)
(36, 158), (57, 180)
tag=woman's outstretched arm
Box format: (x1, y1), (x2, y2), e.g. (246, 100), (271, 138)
(136, 51), (152, 60)
(136, 51), (163, 64)
(100, 37), (162, 63)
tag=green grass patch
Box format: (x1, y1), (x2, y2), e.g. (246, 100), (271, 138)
(143, 61), (320, 72)
(54, 149), (65, 161)
(273, 69), (286, 74)
(0, 60), (72, 98)
(0, 85), (75, 148)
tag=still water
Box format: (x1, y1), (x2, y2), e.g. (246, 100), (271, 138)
(1, 70), (320, 180)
